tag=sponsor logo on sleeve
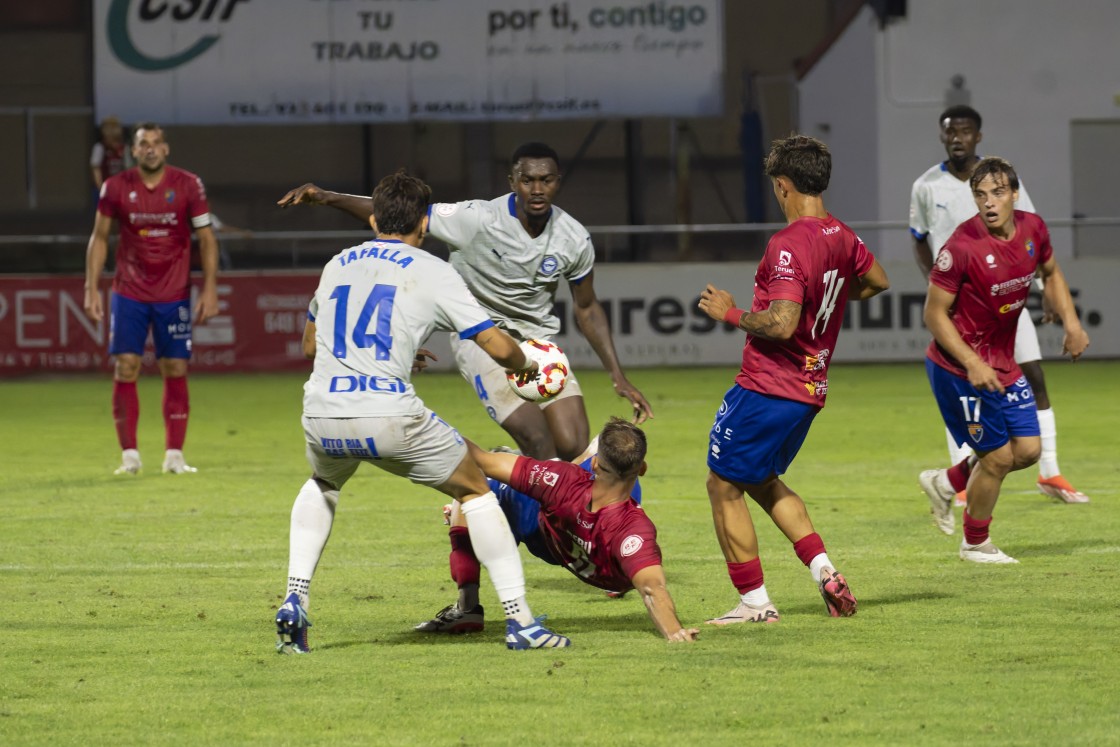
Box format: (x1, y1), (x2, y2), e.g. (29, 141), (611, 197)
(542, 471), (558, 487)
(435, 203), (458, 217)
(935, 249), (953, 272)
(620, 535), (644, 557)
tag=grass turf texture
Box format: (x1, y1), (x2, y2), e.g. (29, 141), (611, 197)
(3, 363), (1118, 745)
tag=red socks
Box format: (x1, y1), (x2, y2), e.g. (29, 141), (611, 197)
(163, 376), (190, 450)
(793, 532), (827, 567)
(726, 557), (764, 595)
(112, 380), (139, 450)
(947, 457), (973, 493)
(962, 511), (992, 546)
(448, 525), (481, 586)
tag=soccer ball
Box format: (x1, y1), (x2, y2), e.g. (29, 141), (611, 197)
(506, 339), (570, 402)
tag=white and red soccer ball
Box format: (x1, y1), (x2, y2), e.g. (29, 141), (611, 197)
(507, 339), (570, 402)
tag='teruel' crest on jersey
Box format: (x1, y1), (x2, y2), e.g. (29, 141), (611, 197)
(97, 165), (210, 303)
(927, 211), (1054, 387)
(302, 238), (495, 419)
(427, 193), (594, 340)
(735, 215), (875, 406)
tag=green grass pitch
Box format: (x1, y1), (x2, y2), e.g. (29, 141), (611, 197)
(3, 362), (1118, 745)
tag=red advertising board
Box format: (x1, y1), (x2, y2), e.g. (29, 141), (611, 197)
(0, 272), (320, 375)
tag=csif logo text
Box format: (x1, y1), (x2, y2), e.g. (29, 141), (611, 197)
(107, 0), (250, 72)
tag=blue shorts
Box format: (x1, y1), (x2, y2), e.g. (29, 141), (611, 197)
(707, 384), (818, 485)
(109, 293), (192, 359)
(926, 358), (1040, 452)
(489, 455), (642, 566)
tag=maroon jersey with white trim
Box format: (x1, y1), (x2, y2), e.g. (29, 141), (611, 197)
(98, 166), (210, 303)
(735, 215), (874, 406)
(509, 457), (661, 592)
(926, 211), (1052, 387)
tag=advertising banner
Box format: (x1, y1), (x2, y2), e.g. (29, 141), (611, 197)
(93, 0), (724, 124)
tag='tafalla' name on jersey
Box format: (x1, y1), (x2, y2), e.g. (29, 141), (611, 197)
(337, 243), (415, 268)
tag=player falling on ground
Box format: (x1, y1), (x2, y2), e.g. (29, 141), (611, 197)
(920, 157), (1088, 561)
(910, 105), (1088, 509)
(416, 418), (699, 643)
(83, 122), (218, 475)
(277, 142), (652, 463)
(276, 170), (570, 653)
(697, 135), (889, 624)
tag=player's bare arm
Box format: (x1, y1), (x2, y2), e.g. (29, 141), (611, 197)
(630, 564), (698, 642)
(473, 326), (537, 379)
(83, 212), (115, 322)
(849, 259), (891, 301)
(1037, 258), (1089, 360)
(301, 320), (316, 360)
(924, 284), (1003, 393)
(277, 183), (373, 223)
(465, 439), (519, 485)
(912, 235), (934, 278)
(194, 224), (220, 324)
(569, 272), (654, 424)
(699, 284), (800, 341)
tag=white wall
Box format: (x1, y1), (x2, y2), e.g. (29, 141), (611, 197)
(801, 0), (1120, 261)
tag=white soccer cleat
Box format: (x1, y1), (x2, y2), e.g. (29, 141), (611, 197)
(959, 540), (1018, 564)
(114, 449), (142, 476)
(1037, 475), (1090, 504)
(919, 469), (955, 535)
(162, 449), (198, 474)
(705, 601), (780, 625)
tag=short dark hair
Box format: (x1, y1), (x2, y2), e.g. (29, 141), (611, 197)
(370, 169), (432, 236)
(132, 121), (163, 144)
(510, 142), (560, 171)
(939, 105), (981, 130)
(969, 156), (1020, 192)
(764, 134), (831, 196)
(596, 417), (647, 479)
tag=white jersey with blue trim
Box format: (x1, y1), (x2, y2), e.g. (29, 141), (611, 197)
(909, 161), (1035, 256)
(303, 238), (494, 418)
(427, 193), (595, 340)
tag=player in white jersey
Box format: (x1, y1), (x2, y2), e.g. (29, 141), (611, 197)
(909, 105), (1088, 507)
(275, 170), (571, 653)
(277, 142), (653, 463)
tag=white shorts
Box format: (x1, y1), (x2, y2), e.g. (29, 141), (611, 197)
(302, 411), (466, 490)
(450, 333), (583, 425)
(1013, 310), (1041, 364)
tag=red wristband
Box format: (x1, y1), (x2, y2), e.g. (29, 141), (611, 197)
(723, 307), (745, 327)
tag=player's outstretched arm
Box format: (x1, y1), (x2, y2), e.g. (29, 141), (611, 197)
(276, 183), (373, 224)
(465, 439), (519, 485)
(84, 212), (114, 322)
(699, 283), (800, 342)
(924, 284), (1003, 393)
(850, 259), (890, 301)
(1038, 258), (1089, 360)
(630, 565), (698, 643)
(569, 272), (653, 423)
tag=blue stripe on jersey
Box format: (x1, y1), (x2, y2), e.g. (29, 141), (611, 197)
(306, 310), (316, 322)
(910, 227), (927, 240)
(458, 319), (495, 340)
(507, 193), (517, 216)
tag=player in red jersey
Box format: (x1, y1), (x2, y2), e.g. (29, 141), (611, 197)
(922, 157), (1088, 563)
(83, 122), (219, 476)
(418, 418), (699, 642)
(697, 135), (889, 624)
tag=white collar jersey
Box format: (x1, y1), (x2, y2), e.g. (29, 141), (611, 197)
(909, 161), (1035, 257)
(303, 238), (494, 418)
(427, 193), (595, 340)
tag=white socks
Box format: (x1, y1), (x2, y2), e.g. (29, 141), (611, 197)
(460, 492), (533, 625)
(1037, 407), (1060, 478)
(741, 585), (770, 607)
(809, 553), (834, 581)
(286, 478), (339, 609)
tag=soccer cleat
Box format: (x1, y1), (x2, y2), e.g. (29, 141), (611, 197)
(114, 449), (142, 476)
(1037, 475), (1090, 504)
(960, 539), (1019, 564)
(162, 449), (198, 474)
(505, 618), (571, 650)
(818, 569), (858, 617)
(414, 604), (484, 634)
(604, 590), (628, 599)
(705, 601), (780, 625)
(919, 469), (955, 535)
(953, 490), (967, 508)
(275, 592), (312, 654)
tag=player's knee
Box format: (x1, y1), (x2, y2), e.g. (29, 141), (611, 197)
(159, 358), (189, 378)
(1013, 440), (1041, 470)
(113, 355), (141, 381)
(979, 446), (1015, 478)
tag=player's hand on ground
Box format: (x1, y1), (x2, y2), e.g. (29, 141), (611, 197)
(83, 288), (103, 322)
(1062, 326), (1090, 361)
(277, 183), (327, 208)
(613, 377), (653, 424)
(666, 627), (700, 643)
(194, 288), (220, 325)
(964, 359), (1004, 393)
(412, 348), (437, 373)
(698, 284), (736, 323)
